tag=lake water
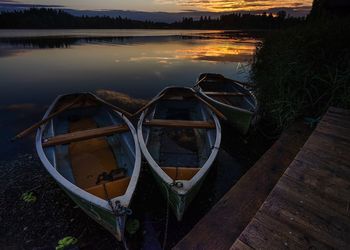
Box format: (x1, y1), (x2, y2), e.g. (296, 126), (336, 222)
(0, 29), (260, 156)
(0, 29), (259, 104)
(0, 29), (266, 249)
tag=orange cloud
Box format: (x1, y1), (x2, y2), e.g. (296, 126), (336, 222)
(155, 0), (313, 12)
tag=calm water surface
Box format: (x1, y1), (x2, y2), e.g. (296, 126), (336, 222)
(0, 29), (268, 249)
(0, 29), (258, 103)
(0, 29), (260, 154)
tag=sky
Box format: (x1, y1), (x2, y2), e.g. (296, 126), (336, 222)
(0, 0), (313, 13)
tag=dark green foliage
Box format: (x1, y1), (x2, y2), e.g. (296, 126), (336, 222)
(174, 12), (303, 29)
(310, 0), (350, 18)
(252, 17), (350, 130)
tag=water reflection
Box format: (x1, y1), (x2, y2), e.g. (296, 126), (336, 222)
(0, 30), (259, 106)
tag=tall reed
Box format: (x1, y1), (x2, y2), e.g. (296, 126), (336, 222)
(252, 16), (350, 131)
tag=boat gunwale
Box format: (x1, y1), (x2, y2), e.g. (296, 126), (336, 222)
(35, 92), (142, 212)
(195, 75), (258, 116)
(137, 86), (222, 195)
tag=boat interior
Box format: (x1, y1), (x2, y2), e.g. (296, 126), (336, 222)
(43, 95), (135, 200)
(143, 93), (217, 181)
(199, 77), (256, 111)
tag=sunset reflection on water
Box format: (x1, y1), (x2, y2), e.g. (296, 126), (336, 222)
(0, 31), (260, 105)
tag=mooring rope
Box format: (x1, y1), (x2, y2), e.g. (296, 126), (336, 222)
(162, 182), (170, 250)
(102, 183), (131, 250)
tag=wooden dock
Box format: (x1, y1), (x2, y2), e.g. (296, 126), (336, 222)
(174, 121), (312, 250)
(232, 107), (350, 249)
(175, 107), (350, 250)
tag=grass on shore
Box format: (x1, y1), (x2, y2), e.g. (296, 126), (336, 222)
(252, 16), (350, 131)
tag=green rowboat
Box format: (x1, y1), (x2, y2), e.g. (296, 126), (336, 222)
(195, 73), (258, 134)
(137, 87), (221, 221)
(36, 93), (141, 241)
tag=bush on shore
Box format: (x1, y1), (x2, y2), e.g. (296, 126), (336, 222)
(252, 16), (350, 131)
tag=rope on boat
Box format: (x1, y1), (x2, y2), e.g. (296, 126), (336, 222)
(170, 181), (183, 189)
(162, 182), (170, 250)
(102, 184), (132, 250)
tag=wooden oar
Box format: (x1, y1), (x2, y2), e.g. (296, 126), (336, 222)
(144, 119), (216, 129)
(88, 93), (133, 118)
(12, 95), (84, 141)
(203, 91), (246, 96)
(231, 79), (255, 89)
(131, 93), (166, 118)
(193, 94), (227, 121)
(193, 75), (207, 88)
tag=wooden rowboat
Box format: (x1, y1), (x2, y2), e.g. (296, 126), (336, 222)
(35, 93), (141, 241)
(137, 87), (221, 221)
(195, 73), (258, 134)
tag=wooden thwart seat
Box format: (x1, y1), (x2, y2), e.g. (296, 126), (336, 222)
(203, 91), (246, 96)
(85, 177), (131, 199)
(144, 119), (215, 129)
(43, 124), (129, 147)
(162, 167), (200, 180)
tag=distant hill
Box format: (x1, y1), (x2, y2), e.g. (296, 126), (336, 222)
(64, 9), (224, 23)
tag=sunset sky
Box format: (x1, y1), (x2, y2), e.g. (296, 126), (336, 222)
(1, 0), (313, 13)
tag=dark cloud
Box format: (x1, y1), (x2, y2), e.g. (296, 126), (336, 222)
(0, 0), (63, 8)
(0, 0), (18, 3)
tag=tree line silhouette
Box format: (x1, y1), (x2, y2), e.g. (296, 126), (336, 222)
(0, 8), (305, 29)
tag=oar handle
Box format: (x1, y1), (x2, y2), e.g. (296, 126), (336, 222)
(131, 93), (166, 118)
(194, 94), (227, 121)
(231, 79), (255, 89)
(193, 75), (207, 88)
(89, 93), (133, 118)
(12, 95), (84, 141)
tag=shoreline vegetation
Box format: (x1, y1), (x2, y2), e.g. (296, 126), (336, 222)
(0, 8), (304, 30)
(252, 1), (350, 132)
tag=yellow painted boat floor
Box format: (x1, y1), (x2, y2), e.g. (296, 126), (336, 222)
(69, 117), (119, 189)
(161, 167), (199, 181)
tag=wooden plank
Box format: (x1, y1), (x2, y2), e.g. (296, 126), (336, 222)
(316, 120), (350, 141)
(304, 130), (350, 163)
(256, 190), (349, 248)
(204, 92), (246, 96)
(251, 210), (331, 250)
(230, 240), (254, 250)
(321, 113), (350, 129)
(144, 119), (216, 129)
(231, 107), (350, 250)
(174, 121), (311, 250)
(285, 160), (350, 203)
(295, 147), (350, 177)
(238, 217), (304, 250)
(42, 124), (129, 147)
(277, 176), (350, 225)
(328, 106), (350, 116)
(279, 174), (350, 217)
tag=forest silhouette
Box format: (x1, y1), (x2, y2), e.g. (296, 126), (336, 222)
(0, 8), (304, 29)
